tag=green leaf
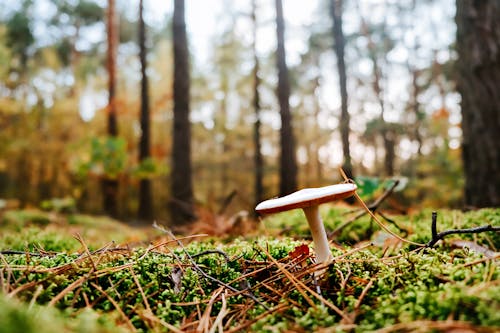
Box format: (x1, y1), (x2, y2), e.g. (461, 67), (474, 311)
(76, 136), (128, 178)
(355, 176), (381, 199)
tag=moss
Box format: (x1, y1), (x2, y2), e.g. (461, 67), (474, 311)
(0, 207), (498, 332)
(0, 293), (126, 333)
(2, 209), (53, 228)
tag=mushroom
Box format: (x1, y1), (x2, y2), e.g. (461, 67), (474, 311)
(255, 183), (357, 265)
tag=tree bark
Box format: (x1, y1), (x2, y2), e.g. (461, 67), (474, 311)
(275, 0), (298, 196)
(330, 0), (353, 180)
(106, 0), (118, 138)
(410, 67), (422, 156)
(170, 0), (196, 224)
(137, 0), (153, 221)
(456, 0), (500, 207)
(313, 84), (323, 184)
(383, 128), (396, 176)
(103, 0), (119, 218)
(252, 0), (264, 210)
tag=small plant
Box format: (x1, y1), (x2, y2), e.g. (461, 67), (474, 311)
(77, 136), (128, 179)
(40, 197), (76, 213)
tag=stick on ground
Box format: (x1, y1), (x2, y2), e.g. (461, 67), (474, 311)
(426, 211), (500, 248)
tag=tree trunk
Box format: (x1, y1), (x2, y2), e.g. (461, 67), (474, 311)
(219, 87), (229, 196)
(456, 0), (500, 207)
(409, 0), (423, 158)
(383, 128), (396, 176)
(312, 91), (323, 184)
(170, 0), (196, 225)
(330, 0), (353, 180)
(103, 0), (119, 218)
(106, 0), (118, 137)
(275, 0), (298, 196)
(137, 0), (153, 221)
(410, 67), (423, 156)
(251, 0), (264, 210)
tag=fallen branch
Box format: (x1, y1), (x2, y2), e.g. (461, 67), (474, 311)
(191, 249), (230, 262)
(0, 250), (49, 257)
(426, 211), (500, 248)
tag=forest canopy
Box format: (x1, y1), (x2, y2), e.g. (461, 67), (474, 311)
(0, 0), (498, 223)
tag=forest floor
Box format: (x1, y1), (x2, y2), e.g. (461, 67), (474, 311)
(0, 203), (499, 332)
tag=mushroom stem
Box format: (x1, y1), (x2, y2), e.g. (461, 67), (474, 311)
(302, 206), (334, 264)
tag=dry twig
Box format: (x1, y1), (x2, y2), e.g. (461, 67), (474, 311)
(90, 282), (137, 332)
(152, 222), (270, 310)
(339, 168), (424, 247)
(258, 244), (352, 323)
(426, 211), (500, 248)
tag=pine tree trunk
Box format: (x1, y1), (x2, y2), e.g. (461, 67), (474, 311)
(275, 0), (298, 196)
(313, 94), (323, 184)
(170, 0), (196, 224)
(138, 0), (153, 221)
(106, 0), (118, 137)
(456, 0), (500, 207)
(103, 0), (119, 218)
(330, 0), (353, 180)
(251, 0), (264, 210)
(410, 67), (423, 156)
(383, 129), (395, 176)
(409, 0), (423, 158)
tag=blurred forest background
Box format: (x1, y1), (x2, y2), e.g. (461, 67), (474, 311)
(0, 0), (498, 225)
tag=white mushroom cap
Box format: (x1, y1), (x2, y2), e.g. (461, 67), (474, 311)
(255, 183), (357, 215)
(255, 183), (357, 271)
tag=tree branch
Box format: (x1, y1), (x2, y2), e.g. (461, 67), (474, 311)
(426, 211), (500, 248)
(329, 179), (405, 238)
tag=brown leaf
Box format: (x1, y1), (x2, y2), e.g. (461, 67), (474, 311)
(289, 244), (310, 260)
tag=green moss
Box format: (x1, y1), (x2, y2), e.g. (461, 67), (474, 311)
(2, 209), (53, 228)
(0, 227), (79, 252)
(0, 293), (126, 333)
(0, 207), (498, 332)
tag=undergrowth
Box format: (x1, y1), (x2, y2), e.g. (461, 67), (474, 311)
(0, 206), (498, 332)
